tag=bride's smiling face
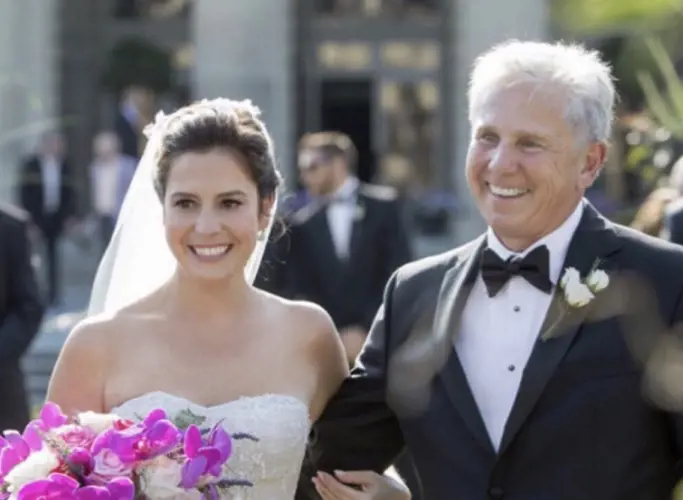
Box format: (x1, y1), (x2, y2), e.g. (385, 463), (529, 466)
(162, 148), (271, 281)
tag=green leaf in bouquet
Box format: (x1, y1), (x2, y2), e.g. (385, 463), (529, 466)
(173, 408), (207, 429)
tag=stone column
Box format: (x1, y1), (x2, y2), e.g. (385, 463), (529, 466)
(450, 0), (550, 244)
(0, 0), (58, 203)
(192, 0), (296, 185)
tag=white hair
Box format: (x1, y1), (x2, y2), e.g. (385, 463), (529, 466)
(468, 40), (616, 143)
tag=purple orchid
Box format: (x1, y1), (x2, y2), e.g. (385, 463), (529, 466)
(32, 403), (69, 432)
(92, 409), (180, 465)
(180, 423), (232, 488)
(75, 478), (135, 500)
(67, 447), (95, 477)
(15, 474), (134, 500)
(17, 402), (70, 454)
(15, 473), (78, 500)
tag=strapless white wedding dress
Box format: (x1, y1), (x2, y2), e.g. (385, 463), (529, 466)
(111, 391), (310, 499)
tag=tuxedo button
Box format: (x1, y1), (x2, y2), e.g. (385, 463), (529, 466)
(488, 486), (504, 499)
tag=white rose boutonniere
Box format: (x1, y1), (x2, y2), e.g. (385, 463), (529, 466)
(559, 261), (610, 309)
(585, 268), (609, 293)
(560, 267), (595, 308)
(542, 260), (610, 341)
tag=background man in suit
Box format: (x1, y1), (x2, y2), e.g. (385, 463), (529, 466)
(270, 131), (412, 365)
(304, 41), (683, 500)
(18, 131), (77, 306)
(0, 203), (45, 431)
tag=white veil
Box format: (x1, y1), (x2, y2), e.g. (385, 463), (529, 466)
(87, 102), (275, 316)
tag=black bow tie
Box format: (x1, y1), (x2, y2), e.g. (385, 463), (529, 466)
(480, 245), (552, 297)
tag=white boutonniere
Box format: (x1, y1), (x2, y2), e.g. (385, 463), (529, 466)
(560, 263), (609, 309)
(541, 259), (609, 341)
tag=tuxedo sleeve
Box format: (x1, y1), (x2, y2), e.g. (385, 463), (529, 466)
(667, 285), (683, 470)
(0, 216), (44, 362)
(305, 273), (405, 475)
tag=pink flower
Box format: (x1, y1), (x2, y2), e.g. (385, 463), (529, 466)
(89, 449), (134, 483)
(54, 425), (96, 449)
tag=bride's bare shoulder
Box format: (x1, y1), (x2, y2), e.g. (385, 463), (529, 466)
(63, 300), (158, 353)
(263, 294), (347, 368)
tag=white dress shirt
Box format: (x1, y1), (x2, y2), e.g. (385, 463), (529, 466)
(41, 156), (61, 213)
(92, 160), (119, 216)
(326, 177), (359, 259)
(455, 201), (585, 450)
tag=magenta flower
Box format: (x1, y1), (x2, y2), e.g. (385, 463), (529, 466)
(15, 473), (78, 500)
(17, 402), (70, 454)
(56, 426), (96, 450)
(0, 445), (21, 481)
(67, 447), (95, 477)
(75, 478), (135, 500)
(2, 431), (30, 462)
(15, 474), (134, 500)
(32, 403), (69, 431)
(92, 409), (180, 464)
(180, 424), (232, 488)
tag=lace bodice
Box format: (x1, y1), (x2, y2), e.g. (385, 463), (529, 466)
(112, 392), (310, 499)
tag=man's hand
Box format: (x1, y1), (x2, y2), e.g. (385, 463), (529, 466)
(339, 326), (367, 365)
(313, 470), (411, 500)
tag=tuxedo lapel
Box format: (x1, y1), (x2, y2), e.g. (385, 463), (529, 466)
(306, 203), (345, 274)
(433, 236), (495, 455)
(498, 204), (622, 454)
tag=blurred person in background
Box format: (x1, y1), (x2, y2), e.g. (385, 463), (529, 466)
(18, 131), (77, 307)
(0, 202), (44, 430)
(270, 131), (412, 366)
(630, 186), (677, 237)
(89, 131), (137, 252)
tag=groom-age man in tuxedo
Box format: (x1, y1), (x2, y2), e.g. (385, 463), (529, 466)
(0, 203), (44, 430)
(18, 132), (77, 306)
(301, 41), (683, 500)
(263, 132), (412, 365)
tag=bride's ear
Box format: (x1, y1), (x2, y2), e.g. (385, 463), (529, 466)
(258, 194), (276, 231)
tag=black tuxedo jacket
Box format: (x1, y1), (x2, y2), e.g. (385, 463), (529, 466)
(300, 204), (683, 500)
(258, 184), (412, 332)
(0, 204), (44, 430)
(18, 155), (76, 234)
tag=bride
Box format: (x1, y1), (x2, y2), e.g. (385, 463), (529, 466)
(46, 99), (409, 499)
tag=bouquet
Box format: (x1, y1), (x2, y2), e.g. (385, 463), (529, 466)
(0, 402), (254, 500)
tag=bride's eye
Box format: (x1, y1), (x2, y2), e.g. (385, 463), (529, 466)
(221, 199), (241, 209)
(174, 199), (196, 209)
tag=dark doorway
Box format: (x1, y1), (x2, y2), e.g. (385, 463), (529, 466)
(320, 79), (374, 182)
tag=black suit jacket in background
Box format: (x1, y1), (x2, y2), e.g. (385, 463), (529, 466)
(257, 184), (412, 332)
(300, 204), (683, 500)
(0, 204), (45, 430)
(18, 155), (77, 234)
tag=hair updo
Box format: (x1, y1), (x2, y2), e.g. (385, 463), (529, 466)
(147, 98), (281, 206)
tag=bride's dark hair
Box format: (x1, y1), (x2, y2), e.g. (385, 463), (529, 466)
(151, 99), (282, 210)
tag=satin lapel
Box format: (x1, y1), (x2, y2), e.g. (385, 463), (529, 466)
(498, 204), (622, 454)
(433, 235), (495, 454)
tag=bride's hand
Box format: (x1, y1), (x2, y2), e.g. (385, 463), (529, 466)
(313, 470), (411, 500)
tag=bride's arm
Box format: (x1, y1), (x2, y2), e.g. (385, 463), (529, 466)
(46, 317), (112, 415)
(297, 302), (349, 422)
